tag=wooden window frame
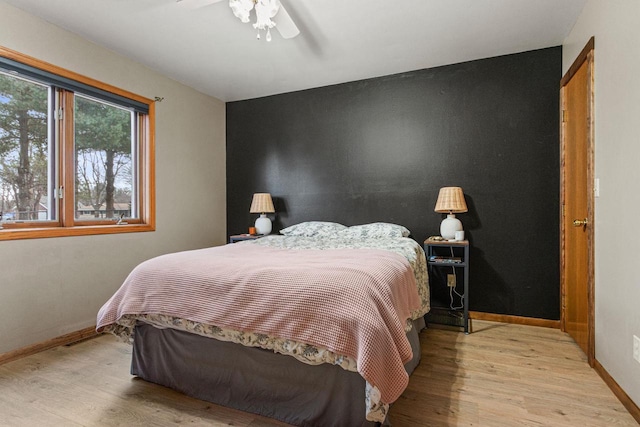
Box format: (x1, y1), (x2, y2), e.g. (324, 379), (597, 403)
(0, 46), (155, 241)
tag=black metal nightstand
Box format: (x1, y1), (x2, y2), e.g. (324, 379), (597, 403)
(229, 234), (264, 243)
(424, 237), (470, 333)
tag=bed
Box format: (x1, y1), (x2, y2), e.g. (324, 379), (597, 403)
(97, 222), (430, 426)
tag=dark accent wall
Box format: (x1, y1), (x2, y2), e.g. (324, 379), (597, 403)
(227, 46), (561, 320)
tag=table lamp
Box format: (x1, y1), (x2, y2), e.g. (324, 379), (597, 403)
(250, 193), (275, 235)
(434, 187), (468, 240)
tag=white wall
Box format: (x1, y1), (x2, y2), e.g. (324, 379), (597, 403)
(0, 2), (227, 354)
(563, 0), (640, 407)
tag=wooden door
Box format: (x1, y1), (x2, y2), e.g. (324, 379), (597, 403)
(560, 38), (594, 363)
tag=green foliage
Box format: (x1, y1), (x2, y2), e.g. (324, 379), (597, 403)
(75, 95), (131, 154)
(0, 74), (134, 221)
(74, 95), (133, 218)
(0, 72), (48, 219)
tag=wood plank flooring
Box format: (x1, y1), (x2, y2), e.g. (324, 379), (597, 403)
(392, 321), (637, 426)
(0, 321), (636, 426)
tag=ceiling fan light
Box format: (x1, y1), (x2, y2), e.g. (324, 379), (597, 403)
(229, 0), (253, 23)
(253, 0), (279, 30)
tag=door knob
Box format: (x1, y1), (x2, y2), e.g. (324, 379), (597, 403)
(573, 219), (588, 227)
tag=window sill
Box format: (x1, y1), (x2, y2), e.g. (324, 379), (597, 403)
(0, 223), (155, 241)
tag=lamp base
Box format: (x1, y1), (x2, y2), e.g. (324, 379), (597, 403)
(255, 214), (272, 235)
(440, 214), (462, 240)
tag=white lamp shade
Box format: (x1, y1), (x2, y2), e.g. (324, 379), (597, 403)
(255, 214), (272, 235)
(440, 214), (462, 240)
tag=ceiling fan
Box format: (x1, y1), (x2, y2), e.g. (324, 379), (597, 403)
(177, 0), (300, 41)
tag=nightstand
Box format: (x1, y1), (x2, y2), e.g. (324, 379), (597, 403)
(229, 234), (264, 243)
(424, 237), (470, 334)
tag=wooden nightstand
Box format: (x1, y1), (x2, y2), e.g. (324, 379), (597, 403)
(229, 234), (264, 243)
(424, 237), (470, 333)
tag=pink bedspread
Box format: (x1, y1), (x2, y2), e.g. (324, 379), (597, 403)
(97, 243), (421, 404)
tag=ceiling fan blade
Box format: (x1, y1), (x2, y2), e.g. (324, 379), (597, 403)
(274, 3), (300, 39)
(176, 0), (224, 10)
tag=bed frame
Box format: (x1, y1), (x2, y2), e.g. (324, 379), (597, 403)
(131, 318), (425, 427)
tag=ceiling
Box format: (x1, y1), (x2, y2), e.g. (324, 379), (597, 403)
(2, 0), (586, 102)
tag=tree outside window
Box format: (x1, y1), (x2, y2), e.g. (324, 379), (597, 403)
(74, 95), (134, 220)
(0, 72), (49, 221)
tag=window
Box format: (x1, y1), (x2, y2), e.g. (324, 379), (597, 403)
(74, 94), (136, 222)
(0, 47), (155, 240)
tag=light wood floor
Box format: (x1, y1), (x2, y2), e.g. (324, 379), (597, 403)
(0, 321), (636, 426)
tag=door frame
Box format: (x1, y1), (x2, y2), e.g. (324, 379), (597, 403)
(560, 37), (595, 366)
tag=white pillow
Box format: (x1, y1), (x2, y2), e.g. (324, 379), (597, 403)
(279, 221), (347, 237)
(338, 222), (411, 239)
